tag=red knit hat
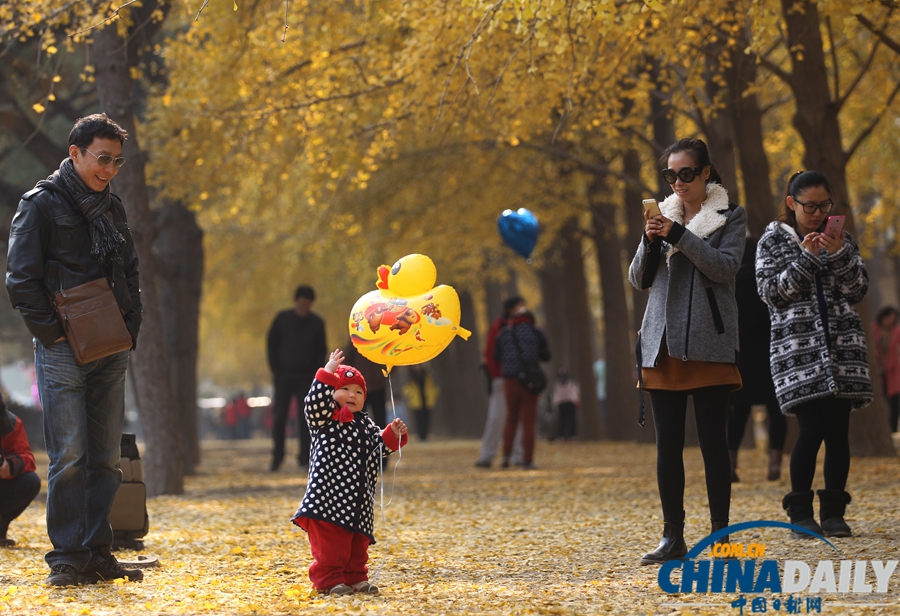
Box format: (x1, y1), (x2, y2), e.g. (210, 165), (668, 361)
(334, 365), (367, 398)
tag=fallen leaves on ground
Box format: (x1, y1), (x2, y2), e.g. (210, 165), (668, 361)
(2, 438), (899, 614)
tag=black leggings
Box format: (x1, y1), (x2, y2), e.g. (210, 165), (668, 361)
(790, 397), (851, 493)
(649, 386), (732, 523)
(727, 400), (787, 451)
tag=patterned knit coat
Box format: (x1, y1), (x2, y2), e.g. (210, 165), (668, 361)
(291, 369), (406, 542)
(755, 221), (872, 413)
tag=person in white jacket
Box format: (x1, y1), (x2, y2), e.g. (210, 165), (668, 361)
(551, 368), (580, 440)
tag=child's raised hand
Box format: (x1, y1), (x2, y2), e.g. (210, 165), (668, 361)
(325, 349), (344, 373)
(390, 418), (408, 438)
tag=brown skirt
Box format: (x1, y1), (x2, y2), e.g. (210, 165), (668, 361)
(641, 352), (742, 391)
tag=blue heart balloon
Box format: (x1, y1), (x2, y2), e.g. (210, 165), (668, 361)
(497, 208), (540, 260)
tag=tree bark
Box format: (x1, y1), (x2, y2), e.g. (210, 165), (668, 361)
(623, 149), (648, 331)
(154, 202), (204, 473)
(92, 24), (185, 494)
(483, 268), (518, 327)
(650, 59), (676, 196)
(725, 19), (776, 236)
(537, 250), (569, 439)
(430, 289), (486, 438)
(702, 53), (740, 200)
(781, 0), (895, 457)
(558, 219), (602, 441)
(588, 178), (638, 440)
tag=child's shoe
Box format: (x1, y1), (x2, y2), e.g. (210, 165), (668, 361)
(322, 584), (353, 595)
(351, 581), (379, 594)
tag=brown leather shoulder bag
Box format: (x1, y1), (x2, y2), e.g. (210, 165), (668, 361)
(53, 278), (133, 365)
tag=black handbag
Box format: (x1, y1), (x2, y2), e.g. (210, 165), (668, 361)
(508, 325), (547, 394)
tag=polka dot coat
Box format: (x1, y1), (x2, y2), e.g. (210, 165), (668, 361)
(291, 368), (406, 542)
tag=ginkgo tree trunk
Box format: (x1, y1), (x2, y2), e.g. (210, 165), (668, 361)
(779, 0), (896, 457)
(92, 23), (185, 494)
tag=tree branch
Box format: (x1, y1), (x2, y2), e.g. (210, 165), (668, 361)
(434, 0), (506, 129)
(193, 78), (406, 118)
(845, 76), (900, 161)
(857, 13), (900, 56)
(826, 16), (840, 102)
(69, 0), (141, 37)
(755, 53), (792, 86)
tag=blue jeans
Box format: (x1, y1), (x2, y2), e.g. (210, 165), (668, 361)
(35, 339), (129, 569)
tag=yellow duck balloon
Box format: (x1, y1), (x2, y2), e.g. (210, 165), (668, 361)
(349, 254), (472, 372)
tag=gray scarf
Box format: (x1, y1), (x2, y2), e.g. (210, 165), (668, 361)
(56, 157), (124, 264)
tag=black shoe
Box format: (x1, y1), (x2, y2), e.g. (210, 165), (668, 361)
(501, 457), (510, 468)
(818, 489), (853, 537)
(783, 491), (823, 539)
(474, 460), (491, 468)
(47, 563), (81, 587)
(522, 462), (537, 470)
(81, 553), (144, 583)
(641, 513), (687, 565)
(270, 455), (283, 472)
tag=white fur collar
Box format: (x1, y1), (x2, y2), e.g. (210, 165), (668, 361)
(659, 183), (730, 262)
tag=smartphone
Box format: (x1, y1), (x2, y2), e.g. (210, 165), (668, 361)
(642, 198), (662, 218)
(824, 215), (845, 238)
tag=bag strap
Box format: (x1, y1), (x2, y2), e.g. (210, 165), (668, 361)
(635, 331), (645, 427)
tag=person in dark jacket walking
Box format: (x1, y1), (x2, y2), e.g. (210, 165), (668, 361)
(756, 170), (871, 539)
(5, 114), (144, 586)
(0, 394), (41, 548)
(493, 302), (550, 469)
(629, 138), (746, 566)
(267, 285), (327, 470)
(727, 238), (787, 482)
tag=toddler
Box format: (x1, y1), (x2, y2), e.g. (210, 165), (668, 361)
(292, 349), (408, 595)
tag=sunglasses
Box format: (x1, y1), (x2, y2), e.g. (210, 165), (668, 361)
(82, 147), (127, 168)
(662, 167), (701, 184)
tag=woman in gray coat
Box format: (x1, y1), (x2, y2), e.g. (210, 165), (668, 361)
(629, 138), (746, 565)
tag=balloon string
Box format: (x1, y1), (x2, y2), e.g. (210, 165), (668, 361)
(370, 371), (401, 586)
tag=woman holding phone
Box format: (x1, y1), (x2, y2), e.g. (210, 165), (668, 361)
(629, 138), (746, 565)
(755, 170), (871, 538)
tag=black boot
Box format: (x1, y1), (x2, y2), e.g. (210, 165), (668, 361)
(818, 490), (852, 537)
(782, 491), (823, 539)
(729, 450), (739, 483)
(711, 519), (730, 547)
(641, 512), (687, 565)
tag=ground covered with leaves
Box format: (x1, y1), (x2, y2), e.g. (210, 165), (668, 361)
(2, 438), (899, 615)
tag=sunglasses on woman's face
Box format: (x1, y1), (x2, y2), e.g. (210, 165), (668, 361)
(662, 167), (702, 184)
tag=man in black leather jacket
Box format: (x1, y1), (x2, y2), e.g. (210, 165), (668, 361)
(5, 113), (144, 587)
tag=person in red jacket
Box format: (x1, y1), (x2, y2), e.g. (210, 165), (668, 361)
(0, 394), (41, 547)
(474, 297), (524, 468)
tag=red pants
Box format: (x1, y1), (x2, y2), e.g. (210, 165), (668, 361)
(502, 378), (537, 463)
(301, 518), (370, 590)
